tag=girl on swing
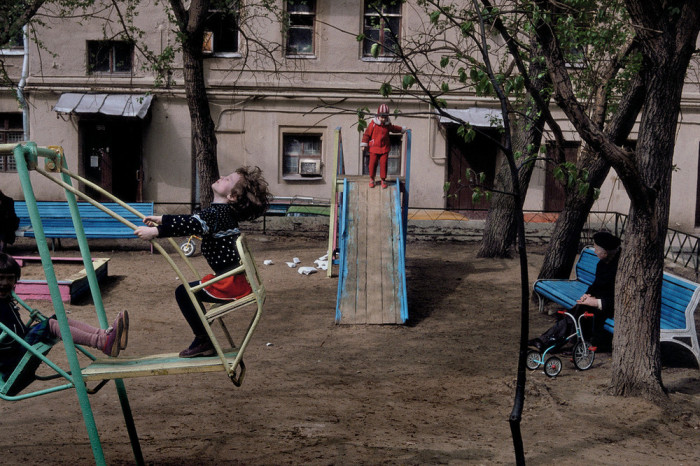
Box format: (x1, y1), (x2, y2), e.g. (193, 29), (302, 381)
(134, 166), (272, 358)
(0, 253), (128, 382)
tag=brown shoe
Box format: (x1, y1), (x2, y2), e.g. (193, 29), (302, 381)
(179, 336), (215, 358)
(119, 310), (129, 350)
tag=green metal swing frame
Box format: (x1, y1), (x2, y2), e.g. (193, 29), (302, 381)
(0, 142), (266, 465)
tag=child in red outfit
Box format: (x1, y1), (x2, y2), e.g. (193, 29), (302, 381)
(360, 104), (407, 189)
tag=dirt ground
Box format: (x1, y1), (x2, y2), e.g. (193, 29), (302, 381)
(2, 234), (699, 465)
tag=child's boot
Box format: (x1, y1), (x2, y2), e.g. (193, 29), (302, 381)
(179, 335), (215, 358)
(369, 179), (376, 188)
(381, 179), (388, 189)
(102, 317), (123, 357)
(119, 310), (129, 350)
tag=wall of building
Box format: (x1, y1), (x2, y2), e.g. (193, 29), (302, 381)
(0, 1), (698, 235)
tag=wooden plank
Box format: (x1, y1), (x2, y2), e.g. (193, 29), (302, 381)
(338, 183), (359, 323)
(366, 184), (384, 324)
(81, 350), (239, 381)
(355, 181), (368, 323)
(381, 188), (401, 323)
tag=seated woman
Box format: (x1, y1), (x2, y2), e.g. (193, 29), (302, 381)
(529, 231), (621, 352)
(0, 252), (129, 382)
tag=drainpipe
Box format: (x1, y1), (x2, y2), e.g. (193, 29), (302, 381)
(17, 25), (29, 141)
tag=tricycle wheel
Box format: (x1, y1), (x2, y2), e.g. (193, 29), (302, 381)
(180, 240), (196, 257)
(573, 341), (595, 370)
(526, 350), (541, 370)
(544, 356), (562, 377)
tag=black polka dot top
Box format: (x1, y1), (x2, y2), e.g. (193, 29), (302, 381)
(158, 203), (241, 274)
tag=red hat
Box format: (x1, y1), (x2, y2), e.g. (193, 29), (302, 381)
(377, 103), (390, 116)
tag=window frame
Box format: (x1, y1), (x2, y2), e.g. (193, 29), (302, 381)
(203, 4), (241, 57)
(285, 0), (317, 58)
(1, 29), (25, 56)
(0, 114), (23, 172)
(362, 0), (402, 61)
(87, 40), (134, 74)
(281, 130), (324, 181)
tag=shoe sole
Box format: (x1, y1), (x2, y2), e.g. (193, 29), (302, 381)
(120, 310), (129, 350)
(179, 348), (215, 358)
(105, 319), (123, 357)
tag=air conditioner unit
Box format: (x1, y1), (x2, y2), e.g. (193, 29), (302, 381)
(299, 158), (322, 176)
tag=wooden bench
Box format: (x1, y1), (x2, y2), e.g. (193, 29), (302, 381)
(15, 201), (153, 240)
(534, 247), (700, 367)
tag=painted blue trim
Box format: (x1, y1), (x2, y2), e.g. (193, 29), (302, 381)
(394, 182), (408, 323)
(335, 178), (349, 322)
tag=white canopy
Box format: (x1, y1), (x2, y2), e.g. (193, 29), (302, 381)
(437, 108), (503, 127)
(54, 93), (153, 119)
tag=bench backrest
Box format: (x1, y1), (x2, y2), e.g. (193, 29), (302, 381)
(15, 201), (153, 238)
(574, 247), (598, 286)
(578, 246), (699, 330)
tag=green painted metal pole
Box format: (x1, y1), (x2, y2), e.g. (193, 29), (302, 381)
(14, 143), (107, 466)
(52, 151), (145, 465)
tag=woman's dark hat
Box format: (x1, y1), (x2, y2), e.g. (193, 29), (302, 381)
(593, 231), (621, 250)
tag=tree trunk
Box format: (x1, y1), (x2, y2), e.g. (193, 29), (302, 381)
(537, 75), (645, 282)
(536, 153), (609, 278)
(182, 43), (219, 208)
(610, 6), (699, 397)
(478, 55), (550, 258)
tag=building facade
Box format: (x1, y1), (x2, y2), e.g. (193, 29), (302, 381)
(1, 1), (699, 231)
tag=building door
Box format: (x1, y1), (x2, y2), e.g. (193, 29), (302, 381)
(544, 141), (580, 212)
(445, 126), (498, 210)
(81, 120), (143, 202)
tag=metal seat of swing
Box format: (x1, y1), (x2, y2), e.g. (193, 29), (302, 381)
(80, 234), (265, 385)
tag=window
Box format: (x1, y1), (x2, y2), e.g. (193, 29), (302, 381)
(283, 133), (322, 178)
(87, 41), (133, 73)
(286, 0), (316, 57)
(203, 2), (240, 55)
(362, 134), (403, 176)
(0, 114), (22, 172)
(1, 29), (24, 52)
(362, 0), (401, 58)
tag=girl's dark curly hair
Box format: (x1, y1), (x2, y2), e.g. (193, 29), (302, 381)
(0, 252), (21, 280)
(229, 166), (273, 221)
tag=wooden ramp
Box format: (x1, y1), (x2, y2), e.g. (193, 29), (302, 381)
(336, 178), (406, 324)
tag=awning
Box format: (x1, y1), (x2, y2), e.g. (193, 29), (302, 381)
(53, 93), (153, 119)
(437, 108), (503, 127)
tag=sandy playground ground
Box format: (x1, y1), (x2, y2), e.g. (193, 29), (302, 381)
(1, 233), (699, 465)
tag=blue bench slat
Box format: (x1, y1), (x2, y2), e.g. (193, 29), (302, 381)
(534, 245), (700, 367)
(15, 201), (153, 240)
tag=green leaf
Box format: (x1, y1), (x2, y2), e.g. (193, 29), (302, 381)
(440, 56), (449, 68)
(380, 82), (392, 97)
(460, 21), (474, 37)
(371, 43), (380, 58)
(402, 74), (416, 89)
(441, 82), (450, 92)
(430, 10), (441, 24)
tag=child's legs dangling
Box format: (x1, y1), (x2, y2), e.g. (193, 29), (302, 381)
(175, 282), (228, 338)
(48, 317), (106, 349)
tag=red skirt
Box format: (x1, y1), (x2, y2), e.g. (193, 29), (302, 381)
(201, 273), (252, 300)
